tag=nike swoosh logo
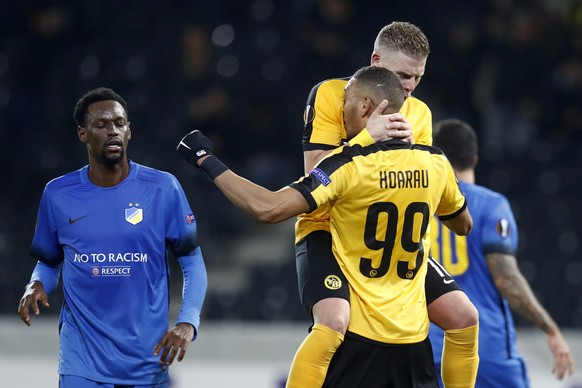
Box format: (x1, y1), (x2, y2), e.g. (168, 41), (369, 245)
(179, 141), (191, 150)
(68, 215), (88, 224)
(443, 279), (455, 284)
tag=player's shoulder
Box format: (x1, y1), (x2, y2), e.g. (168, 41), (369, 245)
(132, 162), (178, 186)
(316, 144), (358, 173)
(354, 140), (443, 157)
(462, 182), (510, 205)
(411, 143), (444, 155)
(44, 168), (85, 193)
(335, 140), (428, 163)
(308, 77), (350, 99)
(402, 95), (432, 114)
(407, 143), (449, 165)
(310, 76), (350, 91)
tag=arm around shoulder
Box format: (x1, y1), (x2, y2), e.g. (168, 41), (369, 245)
(213, 171), (311, 223)
(177, 130), (311, 223)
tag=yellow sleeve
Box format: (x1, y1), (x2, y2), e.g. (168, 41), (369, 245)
(348, 128), (375, 147)
(297, 79), (347, 243)
(437, 158), (466, 217)
(294, 146), (346, 243)
(309, 160), (353, 209)
(304, 79), (347, 149)
(400, 96), (433, 146)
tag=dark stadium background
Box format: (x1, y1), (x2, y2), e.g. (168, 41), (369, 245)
(1, 0), (581, 329)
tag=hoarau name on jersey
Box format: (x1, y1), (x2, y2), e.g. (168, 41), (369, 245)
(74, 252), (148, 263)
(379, 169), (429, 189)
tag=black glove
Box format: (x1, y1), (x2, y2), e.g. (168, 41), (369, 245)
(177, 130), (213, 167)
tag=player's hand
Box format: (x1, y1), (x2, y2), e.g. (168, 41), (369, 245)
(154, 323), (195, 366)
(18, 281), (49, 326)
(548, 330), (574, 380)
(385, 113), (413, 143)
(365, 100), (413, 143)
(177, 130), (214, 167)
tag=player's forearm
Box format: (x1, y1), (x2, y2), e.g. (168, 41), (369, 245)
(441, 208), (472, 236)
(213, 170), (296, 223)
(500, 275), (557, 334)
(178, 131), (307, 222)
(30, 260), (61, 294)
(177, 250), (207, 337)
(487, 252), (557, 333)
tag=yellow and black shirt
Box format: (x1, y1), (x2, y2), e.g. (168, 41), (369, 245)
(291, 140), (466, 344)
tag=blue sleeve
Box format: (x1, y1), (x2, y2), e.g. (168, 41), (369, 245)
(164, 174), (207, 336)
(481, 195), (518, 255)
(177, 248), (207, 338)
(29, 260), (61, 294)
(165, 175), (199, 255)
(30, 186), (64, 265)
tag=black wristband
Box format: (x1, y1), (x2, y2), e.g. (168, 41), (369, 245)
(199, 155), (229, 180)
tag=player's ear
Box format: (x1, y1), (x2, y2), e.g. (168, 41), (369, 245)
(371, 51), (381, 66)
(78, 126), (87, 143)
(127, 122), (131, 140)
(361, 97), (373, 117)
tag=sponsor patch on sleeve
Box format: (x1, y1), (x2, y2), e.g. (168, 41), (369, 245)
(310, 168), (332, 186)
(185, 213), (196, 224)
(496, 218), (510, 238)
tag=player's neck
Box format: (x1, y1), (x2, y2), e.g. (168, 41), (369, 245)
(88, 160), (130, 187)
(456, 169), (474, 184)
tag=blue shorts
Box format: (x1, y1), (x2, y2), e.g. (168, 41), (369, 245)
(59, 375), (169, 388)
(435, 357), (530, 388)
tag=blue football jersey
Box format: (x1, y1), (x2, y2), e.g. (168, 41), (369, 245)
(429, 181), (522, 362)
(30, 161), (200, 385)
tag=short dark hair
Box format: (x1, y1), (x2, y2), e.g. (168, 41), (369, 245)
(433, 119), (478, 171)
(73, 87), (128, 128)
(351, 66), (405, 113)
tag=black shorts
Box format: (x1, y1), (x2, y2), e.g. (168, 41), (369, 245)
(295, 231), (461, 313)
(323, 332), (438, 388)
(425, 255), (461, 304)
(295, 231), (350, 313)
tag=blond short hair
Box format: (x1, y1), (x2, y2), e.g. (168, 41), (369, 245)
(373, 21), (430, 60)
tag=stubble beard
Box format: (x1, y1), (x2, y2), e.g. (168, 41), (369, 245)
(100, 148), (126, 167)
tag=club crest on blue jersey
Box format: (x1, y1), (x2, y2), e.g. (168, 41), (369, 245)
(311, 168), (332, 186)
(185, 213), (195, 224)
(125, 203), (143, 225)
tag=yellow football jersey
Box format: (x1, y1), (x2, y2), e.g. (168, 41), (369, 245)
(291, 141), (466, 344)
(297, 77), (433, 243)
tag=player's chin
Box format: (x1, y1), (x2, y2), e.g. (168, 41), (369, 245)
(102, 151), (125, 166)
